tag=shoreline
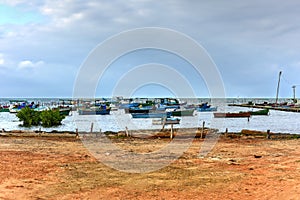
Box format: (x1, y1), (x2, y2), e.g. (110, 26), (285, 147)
(1, 128), (300, 140)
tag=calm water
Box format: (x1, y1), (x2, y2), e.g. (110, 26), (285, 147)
(0, 98), (299, 134)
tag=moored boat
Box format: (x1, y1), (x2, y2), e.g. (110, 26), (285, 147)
(52, 107), (72, 116)
(197, 107), (217, 112)
(78, 105), (111, 115)
(156, 98), (181, 111)
(197, 102), (217, 112)
(213, 112), (251, 118)
(152, 117), (181, 125)
(131, 112), (171, 118)
(78, 108), (111, 115)
(128, 106), (153, 114)
(170, 109), (194, 116)
(0, 106), (9, 112)
(249, 109), (269, 115)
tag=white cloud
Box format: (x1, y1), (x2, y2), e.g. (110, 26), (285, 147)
(0, 54), (4, 65)
(0, 0), (300, 97)
(18, 60), (44, 69)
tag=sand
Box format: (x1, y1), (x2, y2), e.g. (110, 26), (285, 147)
(0, 131), (300, 200)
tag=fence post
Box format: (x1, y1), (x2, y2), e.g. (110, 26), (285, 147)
(201, 121), (205, 139)
(267, 129), (271, 139)
(90, 122), (94, 133)
(170, 124), (174, 139)
(76, 128), (79, 139)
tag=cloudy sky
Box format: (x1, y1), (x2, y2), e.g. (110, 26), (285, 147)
(0, 0), (300, 98)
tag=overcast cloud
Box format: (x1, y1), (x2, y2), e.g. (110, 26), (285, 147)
(0, 0), (300, 98)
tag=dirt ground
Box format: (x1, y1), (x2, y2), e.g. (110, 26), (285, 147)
(0, 132), (300, 200)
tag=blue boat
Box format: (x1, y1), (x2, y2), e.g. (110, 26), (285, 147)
(197, 107), (217, 112)
(156, 105), (180, 111)
(119, 102), (140, 109)
(128, 106), (153, 113)
(78, 108), (111, 115)
(197, 102), (217, 112)
(131, 112), (171, 118)
(78, 105), (111, 115)
(156, 98), (181, 111)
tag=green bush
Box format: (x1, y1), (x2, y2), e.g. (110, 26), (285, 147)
(16, 107), (40, 127)
(17, 108), (65, 127)
(40, 109), (65, 127)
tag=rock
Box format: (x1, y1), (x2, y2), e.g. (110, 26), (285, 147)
(254, 155), (262, 158)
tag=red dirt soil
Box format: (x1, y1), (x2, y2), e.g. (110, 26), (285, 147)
(0, 134), (300, 200)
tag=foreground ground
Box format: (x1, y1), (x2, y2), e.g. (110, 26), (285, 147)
(0, 132), (300, 200)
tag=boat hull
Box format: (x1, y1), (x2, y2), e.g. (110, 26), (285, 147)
(131, 112), (171, 118)
(78, 108), (111, 115)
(250, 109), (269, 115)
(128, 106), (152, 114)
(170, 109), (194, 116)
(214, 112), (251, 118)
(0, 108), (9, 112)
(197, 107), (217, 112)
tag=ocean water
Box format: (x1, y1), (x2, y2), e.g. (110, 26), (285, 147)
(0, 98), (299, 134)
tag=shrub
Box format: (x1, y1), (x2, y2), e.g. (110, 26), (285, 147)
(16, 107), (40, 127)
(17, 108), (65, 127)
(40, 109), (65, 127)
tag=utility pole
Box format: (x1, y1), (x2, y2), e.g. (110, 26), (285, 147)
(275, 71), (282, 107)
(292, 85), (296, 103)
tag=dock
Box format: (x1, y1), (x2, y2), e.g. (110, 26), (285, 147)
(228, 103), (300, 113)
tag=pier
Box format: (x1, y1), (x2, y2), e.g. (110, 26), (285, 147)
(228, 103), (300, 113)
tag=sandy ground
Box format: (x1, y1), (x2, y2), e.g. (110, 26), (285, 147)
(0, 132), (300, 200)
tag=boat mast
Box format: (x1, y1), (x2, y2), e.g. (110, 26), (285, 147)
(275, 71), (282, 106)
(292, 85), (296, 103)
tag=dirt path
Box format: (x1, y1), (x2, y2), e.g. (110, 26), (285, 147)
(0, 134), (300, 199)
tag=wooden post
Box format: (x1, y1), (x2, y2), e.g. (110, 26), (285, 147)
(267, 129), (271, 139)
(125, 126), (129, 137)
(201, 121), (205, 139)
(225, 128), (228, 137)
(170, 124), (173, 139)
(90, 122), (94, 133)
(75, 128), (79, 139)
(161, 117), (166, 131)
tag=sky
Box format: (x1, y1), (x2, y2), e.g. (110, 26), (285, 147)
(0, 0), (300, 98)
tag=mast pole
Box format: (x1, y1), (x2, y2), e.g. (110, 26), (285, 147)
(275, 71), (282, 106)
(292, 85), (296, 103)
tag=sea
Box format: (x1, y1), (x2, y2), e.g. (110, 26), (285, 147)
(0, 98), (299, 134)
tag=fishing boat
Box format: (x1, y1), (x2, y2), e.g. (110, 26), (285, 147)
(131, 112), (171, 118)
(78, 108), (111, 115)
(197, 102), (217, 112)
(156, 98), (181, 111)
(170, 109), (194, 116)
(164, 117), (181, 124)
(128, 106), (152, 114)
(213, 112), (251, 118)
(152, 117), (181, 125)
(119, 102), (140, 109)
(9, 101), (28, 113)
(52, 107), (72, 116)
(197, 107), (217, 112)
(0, 106), (9, 112)
(250, 109), (269, 116)
(78, 105), (111, 115)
